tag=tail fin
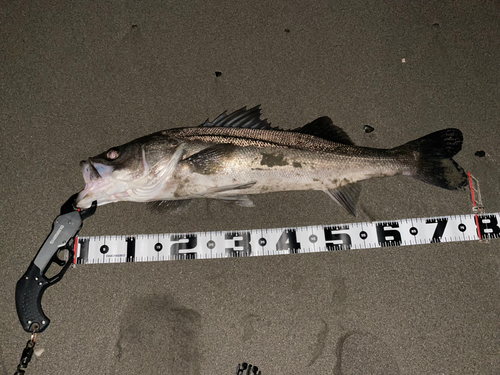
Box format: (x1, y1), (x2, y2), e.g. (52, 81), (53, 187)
(395, 128), (467, 190)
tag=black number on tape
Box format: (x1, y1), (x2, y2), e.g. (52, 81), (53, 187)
(376, 222), (401, 246)
(426, 218), (448, 243)
(225, 232), (251, 256)
(476, 215), (500, 238)
(170, 234), (197, 259)
(276, 229), (301, 253)
(324, 225), (351, 251)
(126, 237), (136, 262)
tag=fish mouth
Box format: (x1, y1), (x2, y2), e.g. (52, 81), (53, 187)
(76, 160), (125, 208)
(81, 160), (101, 183)
(80, 159), (116, 184)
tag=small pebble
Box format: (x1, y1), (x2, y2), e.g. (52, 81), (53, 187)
(363, 125), (375, 133)
(432, 22), (440, 30)
(474, 150), (486, 157)
(215, 71), (222, 77)
(284, 28), (290, 33)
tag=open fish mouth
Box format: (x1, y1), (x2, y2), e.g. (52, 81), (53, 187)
(81, 160), (117, 184)
(77, 160), (103, 208)
(81, 160), (101, 183)
(76, 160), (128, 208)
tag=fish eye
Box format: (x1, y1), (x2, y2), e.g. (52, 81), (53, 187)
(106, 149), (120, 160)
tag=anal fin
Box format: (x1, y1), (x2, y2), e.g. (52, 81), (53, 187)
(324, 183), (361, 216)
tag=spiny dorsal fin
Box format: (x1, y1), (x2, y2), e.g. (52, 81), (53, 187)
(200, 105), (273, 130)
(293, 117), (354, 145)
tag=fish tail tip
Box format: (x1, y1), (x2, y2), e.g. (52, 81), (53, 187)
(397, 128), (467, 190)
(415, 158), (467, 190)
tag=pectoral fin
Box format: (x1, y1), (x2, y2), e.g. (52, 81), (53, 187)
(324, 183), (361, 216)
(147, 199), (192, 213)
(205, 181), (257, 194)
(203, 182), (257, 207)
(213, 195), (255, 207)
(185, 144), (237, 175)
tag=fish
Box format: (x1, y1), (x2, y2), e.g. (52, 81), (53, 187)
(75, 106), (467, 216)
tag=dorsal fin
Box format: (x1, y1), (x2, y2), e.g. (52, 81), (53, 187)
(293, 117), (354, 145)
(200, 105), (273, 130)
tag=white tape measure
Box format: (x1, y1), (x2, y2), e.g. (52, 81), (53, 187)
(74, 213), (499, 265)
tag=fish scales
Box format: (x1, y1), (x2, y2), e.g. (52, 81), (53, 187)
(170, 145), (405, 198)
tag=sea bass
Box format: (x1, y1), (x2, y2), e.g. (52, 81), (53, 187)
(75, 106), (467, 215)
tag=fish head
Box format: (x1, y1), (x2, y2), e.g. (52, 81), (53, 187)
(75, 133), (184, 208)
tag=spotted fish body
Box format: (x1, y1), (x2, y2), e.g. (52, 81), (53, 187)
(76, 106), (467, 215)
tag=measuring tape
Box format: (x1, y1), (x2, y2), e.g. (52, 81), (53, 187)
(74, 212), (499, 264)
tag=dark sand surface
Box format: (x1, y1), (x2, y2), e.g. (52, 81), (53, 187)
(1, 1), (499, 374)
